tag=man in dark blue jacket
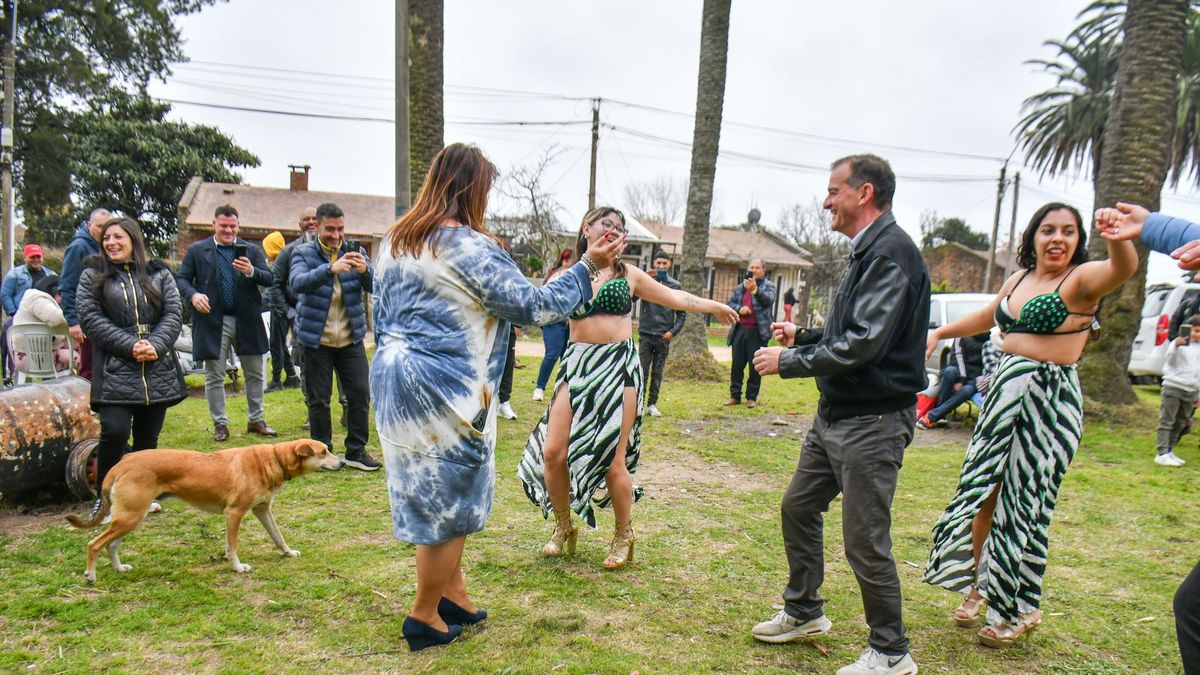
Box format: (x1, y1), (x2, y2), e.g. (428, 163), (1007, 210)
(750, 154), (926, 675)
(638, 251), (686, 417)
(176, 204), (276, 442)
(289, 202), (377, 470)
(725, 258), (776, 408)
(59, 207), (110, 380)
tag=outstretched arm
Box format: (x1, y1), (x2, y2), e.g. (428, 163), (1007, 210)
(628, 266), (738, 323)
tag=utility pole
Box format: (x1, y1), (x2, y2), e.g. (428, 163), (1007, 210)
(394, 0), (411, 218)
(984, 163), (1007, 293)
(1003, 172), (1021, 280)
(587, 97), (599, 211)
(0, 0), (14, 279)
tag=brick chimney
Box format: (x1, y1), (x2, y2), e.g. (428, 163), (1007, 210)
(289, 164), (311, 191)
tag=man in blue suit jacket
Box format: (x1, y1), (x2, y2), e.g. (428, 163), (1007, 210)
(725, 258), (777, 408)
(176, 204), (276, 442)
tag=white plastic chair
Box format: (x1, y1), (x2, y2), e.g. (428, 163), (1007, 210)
(7, 323), (75, 384)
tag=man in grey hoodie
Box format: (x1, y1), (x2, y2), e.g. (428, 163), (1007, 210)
(637, 251), (686, 417)
(59, 207), (110, 380)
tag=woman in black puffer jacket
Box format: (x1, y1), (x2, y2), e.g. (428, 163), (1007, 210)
(77, 217), (187, 517)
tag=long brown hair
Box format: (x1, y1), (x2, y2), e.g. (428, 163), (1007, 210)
(387, 143), (499, 258)
(574, 206), (627, 278)
(92, 217), (163, 308)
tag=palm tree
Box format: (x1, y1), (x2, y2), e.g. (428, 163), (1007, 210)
(1080, 0), (1189, 405)
(1014, 36), (1119, 184)
(409, 0), (444, 198)
(668, 0), (732, 377)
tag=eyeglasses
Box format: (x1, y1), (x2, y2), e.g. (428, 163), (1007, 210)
(596, 219), (626, 236)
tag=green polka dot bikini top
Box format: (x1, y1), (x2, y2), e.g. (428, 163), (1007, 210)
(995, 266), (1097, 336)
(570, 276), (633, 320)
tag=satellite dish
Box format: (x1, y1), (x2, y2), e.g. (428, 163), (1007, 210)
(747, 208), (761, 224)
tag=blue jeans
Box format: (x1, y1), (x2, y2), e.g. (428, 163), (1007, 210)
(536, 321), (569, 389)
(927, 365), (977, 422)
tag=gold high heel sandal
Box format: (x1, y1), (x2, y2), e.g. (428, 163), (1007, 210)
(978, 610), (1042, 648)
(953, 588), (988, 627)
(602, 523), (635, 570)
(542, 509), (577, 557)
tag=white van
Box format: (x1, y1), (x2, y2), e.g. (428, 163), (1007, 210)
(1128, 281), (1200, 382)
(926, 293), (993, 378)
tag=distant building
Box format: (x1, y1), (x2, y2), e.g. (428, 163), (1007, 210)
(923, 242), (1011, 293)
(174, 166), (393, 259)
(642, 216), (812, 322)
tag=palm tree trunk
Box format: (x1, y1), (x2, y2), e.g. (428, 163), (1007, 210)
(1081, 0), (1189, 405)
(409, 0), (444, 197)
(669, 0), (731, 379)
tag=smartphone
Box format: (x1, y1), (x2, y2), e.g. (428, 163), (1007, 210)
(234, 244), (247, 259)
(1182, 324), (1193, 344)
(343, 238), (360, 254)
(655, 269), (668, 283)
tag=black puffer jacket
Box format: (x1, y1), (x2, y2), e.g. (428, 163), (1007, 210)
(77, 258), (187, 407)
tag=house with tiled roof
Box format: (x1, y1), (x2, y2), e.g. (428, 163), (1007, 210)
(174, 166), (394, 259)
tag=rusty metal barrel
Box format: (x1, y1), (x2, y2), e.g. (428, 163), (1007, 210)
(0, 377), (100, 504)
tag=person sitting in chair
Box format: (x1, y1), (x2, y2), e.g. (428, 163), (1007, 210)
(11, 275), (77, 375)
(919, 331), (988, 429)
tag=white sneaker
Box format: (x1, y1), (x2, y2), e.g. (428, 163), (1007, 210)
(1156, 453), (1184, 467)
(647, 405), (662, 417)
(751, 610), (832, 643)
(498, 401), (518, 420)
(836, 648), (918, 675)
(1168, 451), (1187, 465)
(532, 388), (544, 401)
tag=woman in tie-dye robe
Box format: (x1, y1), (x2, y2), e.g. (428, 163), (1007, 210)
(370, 143), (625, 649)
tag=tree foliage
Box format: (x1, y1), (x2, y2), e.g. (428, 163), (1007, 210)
(54, 92), (259, 254)
(5, 1), (230, 244)
(918, 211), (989, 250)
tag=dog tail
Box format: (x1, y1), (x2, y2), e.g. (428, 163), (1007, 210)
(67, 486), (111, 529)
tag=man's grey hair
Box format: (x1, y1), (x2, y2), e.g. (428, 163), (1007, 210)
(88, 208), (111, 224)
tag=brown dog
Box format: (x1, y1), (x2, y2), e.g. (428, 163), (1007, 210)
(67, 438), (343, 583)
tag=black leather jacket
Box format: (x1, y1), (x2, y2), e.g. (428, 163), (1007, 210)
(77, 258), (187, 407)
(778, 212), (930, 421)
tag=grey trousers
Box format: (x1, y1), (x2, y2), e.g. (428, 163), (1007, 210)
(781, 408), (914, 656)
(204, 315), (265, 426)
(1157, 384), (1197, 454)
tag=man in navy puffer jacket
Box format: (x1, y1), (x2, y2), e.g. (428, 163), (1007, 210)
(289, 202), (377, 471)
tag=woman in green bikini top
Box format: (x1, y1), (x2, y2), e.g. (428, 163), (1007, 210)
(518, 206), (736, 572)
(921, 202), (1137, 650)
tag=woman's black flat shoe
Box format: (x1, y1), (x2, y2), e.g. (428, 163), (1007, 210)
(438, 597), (488, 625)
(402, 616), (462, 652)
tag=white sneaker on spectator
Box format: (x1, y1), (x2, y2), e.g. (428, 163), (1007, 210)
(532, 388), (544, 401)
(751, 609), (831, 643)
(647, 405), (662, 417)
(836, 648), (918, 675)
(498, 401), (518, 420)
(1156, 453), (1184, 467)
(1167, 451), (1187, 466)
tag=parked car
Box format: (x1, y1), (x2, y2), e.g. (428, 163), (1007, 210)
(1128, 281), (1200, 383)
(926, 292), (993, 380)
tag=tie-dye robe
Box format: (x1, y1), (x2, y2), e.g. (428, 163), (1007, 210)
(370, 226), (591, 545)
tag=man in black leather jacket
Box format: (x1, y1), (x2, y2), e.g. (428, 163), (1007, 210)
(749, 154), (929, 675)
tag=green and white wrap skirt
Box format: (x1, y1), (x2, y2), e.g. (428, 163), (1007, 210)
(518, 338), (644, 527)
(924, 354), (1082, 624)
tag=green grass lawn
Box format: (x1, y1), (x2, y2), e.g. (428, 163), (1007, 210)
(1, 362), (1195, 673)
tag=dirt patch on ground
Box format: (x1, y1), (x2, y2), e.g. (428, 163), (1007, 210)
(0, 502), (80, 541)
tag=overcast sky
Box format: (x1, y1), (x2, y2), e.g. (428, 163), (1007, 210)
(148, 0), (1200, 284)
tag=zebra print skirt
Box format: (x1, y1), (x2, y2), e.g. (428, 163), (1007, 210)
(924, 354), (1082, 624)
(518, 338), (644, 528)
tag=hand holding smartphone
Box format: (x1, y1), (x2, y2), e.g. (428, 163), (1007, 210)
(234, 243), (247, 259)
